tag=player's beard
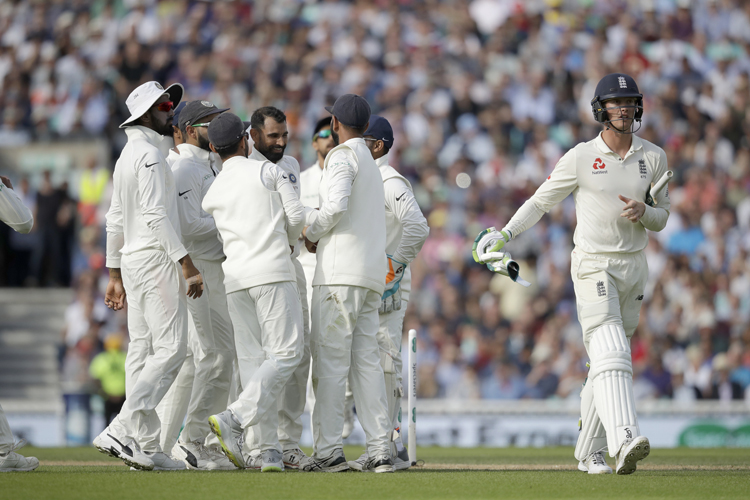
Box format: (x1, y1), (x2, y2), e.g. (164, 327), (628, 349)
(197, 131), (211, 151)
(330, 128), (339, 146)
(257, 136), (285, 163)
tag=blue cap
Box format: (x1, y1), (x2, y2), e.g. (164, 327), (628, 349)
(208, 112), (246, 149)
(172, 101), (187, 127)
(363, 115), (393, 149)
(325, 94), (371, 129)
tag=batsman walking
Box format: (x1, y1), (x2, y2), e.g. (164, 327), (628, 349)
(473, 73), (670, 475)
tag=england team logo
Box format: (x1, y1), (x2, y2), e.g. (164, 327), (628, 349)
(618, 76), (627, 88)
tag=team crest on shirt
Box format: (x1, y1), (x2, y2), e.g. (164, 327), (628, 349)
(638, 159), (647, 179)
(289, 173), (297, 183)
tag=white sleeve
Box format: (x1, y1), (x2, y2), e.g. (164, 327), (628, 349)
(173, 162), (217, 243)
(137, 151), (188, 263)
(262, 162), (305, 244)
(640, 148), (670, 232)
(105, 179), (124, 268)
(503, 148), (578, 238)
(305, 150), (356, 243)
(384, 178), (429, 264)
(0, 184), (33, 234)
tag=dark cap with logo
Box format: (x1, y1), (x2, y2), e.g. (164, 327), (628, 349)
(364, 115), (393, 149)
(208, 112), (246, 149)
(178, 100), (229, 130)
(325, 94), (371, 129)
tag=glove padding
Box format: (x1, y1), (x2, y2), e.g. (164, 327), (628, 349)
(483, 250), (531, 287)
(381, 255), (407, 314)
(380, 287), (402, 314)
(472, 227), (511, 264)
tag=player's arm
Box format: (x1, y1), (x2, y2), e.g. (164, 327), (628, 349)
(104, 183), (126, 310)
(263, 162), (305, 245)
(474, 149), (578, 263)
(638, 149), (670, 231)
(304, 150), (355, 243)
(0, 176), (34, 234)
(173, 162), (217, 243)
(137, 152), (188, 263)
(386, 179), (429, 265)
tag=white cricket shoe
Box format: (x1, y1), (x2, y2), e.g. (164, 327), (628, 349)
(145, 452), (186, 471)
(261, 449), (284, 472)
(615, 436), (650, 475)
(361, 455), (394, 473)
(282, 448), (307, 470)
(347, 451), (369, 471)
(172, 441), (212, 470)
(393, 447), (411, 471)
(300, 448), (350, 472)
(342, 394), (355, 439)
(93, 430), (153, 471)
(578, 451), (612, 474)
(0, 440), (39, 472)
(205, 445), (237, 470)
(208, 410), (245, 469)
(245, 454), (262, 470)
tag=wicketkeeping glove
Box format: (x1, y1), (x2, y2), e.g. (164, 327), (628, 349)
(472, 227), (511, 264)
(381, 255), (407, 314)
(483, 250), (531, 287)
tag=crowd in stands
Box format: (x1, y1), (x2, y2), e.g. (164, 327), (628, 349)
(0, 0), (749, 404)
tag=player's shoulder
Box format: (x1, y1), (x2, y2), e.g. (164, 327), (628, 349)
(637, 135), (667, 160)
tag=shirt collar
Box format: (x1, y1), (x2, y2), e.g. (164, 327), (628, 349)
(344, 137), (365, 146)
(593, 131), (644, 156)
(176, 143), (211, 163)
(374, 154), (390, 168)
(124, 125), (165, 147)
(249, 147), (270, 163)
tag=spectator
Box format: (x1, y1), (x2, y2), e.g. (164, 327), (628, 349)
(89, 333), (127, 425)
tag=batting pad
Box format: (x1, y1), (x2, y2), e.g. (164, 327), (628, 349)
(589, 324), (639, 457)
(381, 349), (400, 454)
(574, 376), (607, 461)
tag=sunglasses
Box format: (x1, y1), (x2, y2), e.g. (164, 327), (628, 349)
(155, 101), (174, 112)
(313, 129), (332, 140)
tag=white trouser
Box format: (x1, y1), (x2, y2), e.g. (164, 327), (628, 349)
(571, 249), (647, 458)
(246, 257), (311, 455)
(310, 285), (391, 458)
(109, 250), (188, 453)
(157, 259), (234, 451)
(0, 404), (13, 453)
(301, 253), (316, 416)
(228, 282), (303, 454)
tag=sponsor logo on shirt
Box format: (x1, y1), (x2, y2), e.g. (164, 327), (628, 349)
(592, 158), (607, 174)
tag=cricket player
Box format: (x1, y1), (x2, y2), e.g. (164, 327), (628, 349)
(301, 94), (394, 473)
(244, 106), (310, 470)
(94, 81), (204, 471)
(165, 101), (187, 167)
(474, 73), (668, 475)
(0, 175), (38, 472)
(157, 100), (235, 470)
(347, 116), (429, 471)
(203, 113), (305, 473)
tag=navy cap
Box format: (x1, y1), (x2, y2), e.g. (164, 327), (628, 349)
(179, 100), (229, 130)
(325, 94), (371, 129)
(363, 115), (393, 149)
(208, 112), (246, 149)
(172, 101), (187, 127)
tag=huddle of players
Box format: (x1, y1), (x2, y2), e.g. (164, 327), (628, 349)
(93, 81), (429, 473)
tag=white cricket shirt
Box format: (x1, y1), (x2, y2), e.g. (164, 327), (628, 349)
(0, 182), (33, 233)
(171, 143), (224, 262)
(503, 132), (670, 254)
(105, 125), (187, 268)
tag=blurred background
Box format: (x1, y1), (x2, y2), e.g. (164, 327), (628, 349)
(0, 0), (749, 449)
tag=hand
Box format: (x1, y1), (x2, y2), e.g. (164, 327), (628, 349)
(472, 227), (511, 264)
(0, 176), (12, 189)
(303, 227), (317, 253)
(180, 255), (204, 299)
(105, 277), (126, 311)
(618, 195), (645, 223)
(380, 287), (402, 314)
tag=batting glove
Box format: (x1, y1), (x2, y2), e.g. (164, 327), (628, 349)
(484, 250), (531, 287)
(472, 227), (511, 264)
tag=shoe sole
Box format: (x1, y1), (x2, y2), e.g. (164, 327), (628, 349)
(283, 462), (300, 470)
(0, 465), (39, 472)
(374, 465), (394, 473)
(94, 438), (153, 471)
(393, 461), (411, 471)
(261, 465), (284, 472)
(208, 416), (243, 469)
(617, 437), (650, 475)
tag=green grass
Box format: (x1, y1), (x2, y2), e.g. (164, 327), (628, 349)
(3, 446), (749, 500)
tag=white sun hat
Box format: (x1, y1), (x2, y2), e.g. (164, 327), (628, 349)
(119, 81), (184, 128)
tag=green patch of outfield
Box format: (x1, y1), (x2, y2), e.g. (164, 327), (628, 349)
(4, 446), (749, 500)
